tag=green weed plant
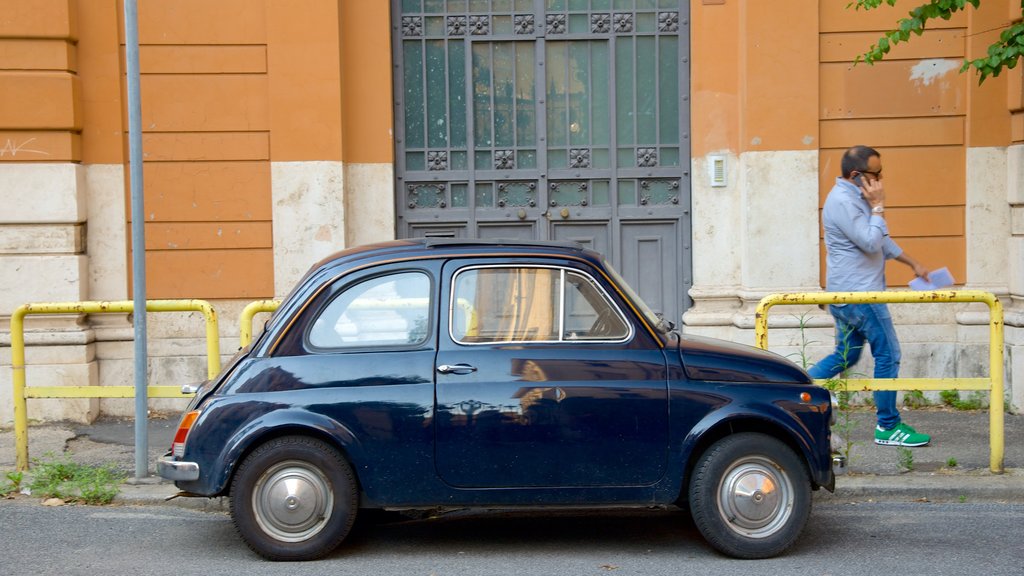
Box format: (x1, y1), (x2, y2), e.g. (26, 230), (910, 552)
(27, 453), (124, 505)
(792, 313), (860, 464)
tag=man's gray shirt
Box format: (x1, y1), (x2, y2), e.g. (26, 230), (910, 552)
(821, 177), (902, 292)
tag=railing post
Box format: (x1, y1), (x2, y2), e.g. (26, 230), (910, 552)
(11, 306), (29, 471)
(988, 295), (1004, 473)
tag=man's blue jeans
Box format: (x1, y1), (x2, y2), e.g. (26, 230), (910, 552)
(808, 303), (901, 429)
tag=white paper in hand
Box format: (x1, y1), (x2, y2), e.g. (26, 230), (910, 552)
(908, 266), (954, 291)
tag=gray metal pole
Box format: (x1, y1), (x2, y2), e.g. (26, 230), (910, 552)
(123, 0), (149, 479)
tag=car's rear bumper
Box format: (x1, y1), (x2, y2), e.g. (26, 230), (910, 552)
(157, 455), (200, 481)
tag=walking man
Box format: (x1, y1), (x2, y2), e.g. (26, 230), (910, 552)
(810, 145), (932, 447)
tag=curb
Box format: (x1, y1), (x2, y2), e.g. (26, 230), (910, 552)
(108, 471), (1024, 510)
(816, 468), (1024, 504)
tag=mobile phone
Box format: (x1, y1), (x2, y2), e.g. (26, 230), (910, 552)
(852, 173), (865, 188)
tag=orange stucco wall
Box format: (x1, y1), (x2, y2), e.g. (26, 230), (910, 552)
(0, 0), (393, 299)
(693, 0), (1012, 288)
(818, 1), (1009, 287)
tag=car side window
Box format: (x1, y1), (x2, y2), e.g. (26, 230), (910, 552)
(451, 266), (630, 344)
(308, 272), (431, 349)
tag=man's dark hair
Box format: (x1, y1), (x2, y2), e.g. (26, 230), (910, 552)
(841, 145), (880, 178)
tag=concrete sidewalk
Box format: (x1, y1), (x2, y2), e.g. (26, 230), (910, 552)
(1, 408), (1022, 508)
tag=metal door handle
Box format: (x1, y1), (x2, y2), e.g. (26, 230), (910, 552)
(437, 363), (478, 375)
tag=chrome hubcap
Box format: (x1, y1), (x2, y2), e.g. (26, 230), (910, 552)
(252, 460), (334, 542)
(717, 456), (793, 538)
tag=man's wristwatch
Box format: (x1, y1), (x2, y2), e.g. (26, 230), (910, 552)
(871, 205), (885, 214)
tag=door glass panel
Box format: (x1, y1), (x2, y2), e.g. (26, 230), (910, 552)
(406, 152), (426, 171)
(492, 42), (515, 148)
(658, 35), (679, 144)
(518, 149), (536, 168)
(591, 42), (610, 146)
(615, 38), (633, 148)
(472, 44), (493, 147)
(591, 180), (609, 205)
(568, 41), (590, 146)
(635, 35), (656, 146)
(515, 43), (536, 145)
(493, 15), (513, 34)
(426, 16), (445, 35)
(618, 179), (636, 205)
(309, 273), (431, 349)
(449, 42), (467, 148)
(476, 182), (494, 206)
(403, 43), (425, 149)
(427, 40), (448, 148)
(451, 183), (469, 207)
(452, 268), (561, 343)
(660, 146), (678, 166)
(546, 42), (568, 148)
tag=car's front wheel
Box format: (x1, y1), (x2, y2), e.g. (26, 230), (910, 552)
(230, 436), (358, 561)
(688, 432), (811, 559)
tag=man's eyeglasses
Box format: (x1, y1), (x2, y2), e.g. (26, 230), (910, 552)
(862, 169), (882, 179)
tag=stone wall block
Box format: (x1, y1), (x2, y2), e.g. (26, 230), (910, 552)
(0, 360), (98, 426)
(0, 163), (85, 223)
(271, 161), (345, 297)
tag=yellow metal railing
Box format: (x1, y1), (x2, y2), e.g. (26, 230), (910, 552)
(239, 300), (281, 348)
(754, 290), (1004, 473)
(10, 300), (220, 471)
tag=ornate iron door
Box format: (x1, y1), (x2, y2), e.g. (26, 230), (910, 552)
(393, 0), (691, 321)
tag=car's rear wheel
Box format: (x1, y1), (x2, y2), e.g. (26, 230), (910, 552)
(688, 432), (811, 559)
(230, 436), (358, 561)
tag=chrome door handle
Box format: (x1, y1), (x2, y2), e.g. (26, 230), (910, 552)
(436, 363), (478, 375)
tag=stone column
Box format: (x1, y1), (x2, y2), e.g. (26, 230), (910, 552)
(687, 0), (822, 350)
(0, 1), (98, 425)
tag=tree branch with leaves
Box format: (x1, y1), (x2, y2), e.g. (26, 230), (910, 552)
(853, 0), (1024, 83)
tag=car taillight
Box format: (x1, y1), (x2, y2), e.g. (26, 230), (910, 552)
(171, 410), (200, 458)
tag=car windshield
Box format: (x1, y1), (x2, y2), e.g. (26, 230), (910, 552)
(600, 257), (671, 334)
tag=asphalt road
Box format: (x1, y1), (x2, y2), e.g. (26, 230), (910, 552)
(1, 501), (1022, 576)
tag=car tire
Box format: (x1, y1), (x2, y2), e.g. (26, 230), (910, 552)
(230, 435), (358, 561)
(688, 432), (811, 559)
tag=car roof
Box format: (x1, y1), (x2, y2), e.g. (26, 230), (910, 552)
(309, 238), (596, 272)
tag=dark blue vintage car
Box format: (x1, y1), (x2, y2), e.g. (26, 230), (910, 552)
(158, 239), (836, 561)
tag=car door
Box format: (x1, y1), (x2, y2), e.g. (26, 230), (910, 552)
(434, 257), (669, 488)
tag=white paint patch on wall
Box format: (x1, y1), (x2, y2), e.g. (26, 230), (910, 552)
(344, 163), (395, 248)
(965, 147), (1009, 291)
(909, 58), (960, 86)
(690, 150), (742, 290)
(0, 163), (86, 223)
(85, 165), (128, 301)
(739, 149), (820, 291)
(271, 161), (345, 297)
